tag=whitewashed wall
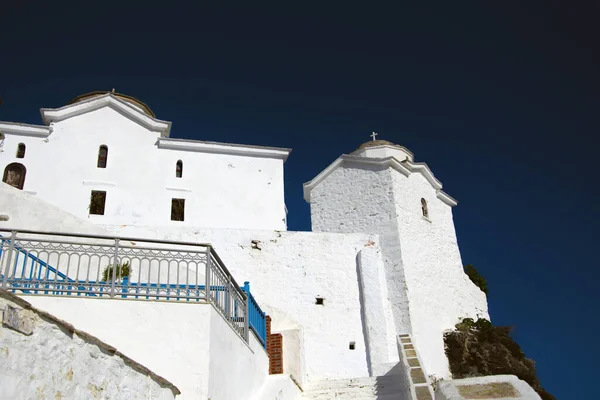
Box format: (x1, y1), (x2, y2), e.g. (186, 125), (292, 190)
(280, 328), (306, 387)
(309, 166), (413, 336)
(23, 297), (211, 399)
(101, 224), (386, 382)
(250, 375), (302, 400)
(0, 182), (109, 236)
(307, 159), (489, 379)
(22, 296), (269, 400)
(391, 170), (488, 379)
(0, 293), (179, 400)
(0, 104), (287, 231)
(208, 309), (269, 400)
(357, 247), (400, 376)
(1, 165), (400, 384)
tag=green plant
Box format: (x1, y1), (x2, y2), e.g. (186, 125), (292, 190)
(474, 318), (493, 331)
(102, 261), (131, 282)
(455, 317), (475, 332)
(464, 264), (488, 295)
(429, 375), (444, 391)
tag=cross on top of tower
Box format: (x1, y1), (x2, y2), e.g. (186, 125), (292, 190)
(370, 132), (378, 141)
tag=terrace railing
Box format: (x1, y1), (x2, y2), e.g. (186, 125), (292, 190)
(243, 281), (267, 348)
(0, 229), (267, 347)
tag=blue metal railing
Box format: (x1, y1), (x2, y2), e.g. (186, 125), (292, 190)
(1, 233), (268, 348)
(0, 234), (70, 282)
(242, 281), (267, 348)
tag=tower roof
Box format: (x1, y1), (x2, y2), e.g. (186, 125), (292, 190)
(357, 139), (398, 150)
(354, 139), (415, 160)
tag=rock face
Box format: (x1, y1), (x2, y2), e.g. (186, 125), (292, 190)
(0, 290), (179, 400)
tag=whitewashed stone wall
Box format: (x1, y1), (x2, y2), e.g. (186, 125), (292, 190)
(391, 170), (488, 379)
(101, 224), (390, 382)
(0, 102), (287, 231)
(309, 166), (413, 337)
(307, 161), (489, 379)
(0, 291), (179, 400)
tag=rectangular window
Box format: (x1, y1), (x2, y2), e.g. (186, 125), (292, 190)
(89, 191), (106, 215)
(171, 198), (185, 221)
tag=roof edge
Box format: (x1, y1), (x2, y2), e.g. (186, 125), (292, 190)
(0, 121), (52, 138)
(351, 143), (415, 159)
(68, 91), (156, 118)
(157, 137), (292, 161)
(436, 190), (458, 207)
(303, 154), (454, 205)
(40, 94), (172, 137)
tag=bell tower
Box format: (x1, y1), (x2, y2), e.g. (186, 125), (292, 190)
(303, 138), (489, 379)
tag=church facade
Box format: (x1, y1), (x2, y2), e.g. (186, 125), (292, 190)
(0, 92), (290, 231)
(0, 92), (490, 399)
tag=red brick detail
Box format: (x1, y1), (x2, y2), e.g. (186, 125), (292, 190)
(269, 333), (284, 374)
(266, 316), (284, 374)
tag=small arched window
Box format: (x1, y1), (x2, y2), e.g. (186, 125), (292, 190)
(16, 143), (26, 159)
(176, 160), (183, 178)
(3, 163), (27, 190)
(97, 145), (108, 168)
(421, 198), (429, 219)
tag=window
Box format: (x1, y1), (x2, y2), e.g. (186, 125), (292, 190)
(16, 143), (26, 158)
(89, 191), (107, 215)
(171, 198), (185, 221)
(421, 198), (429, 219)
(176, 160), (183, 178)
(97, 145), (108, 168)
(2, 163), (26, 190)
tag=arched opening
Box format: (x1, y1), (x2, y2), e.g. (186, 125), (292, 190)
(421, 198), (429, 219)
(176, 160), (183, 178)
(97, 145), (108, 168)
(3, 163), (27, 190)
(16, 143), (26, 159)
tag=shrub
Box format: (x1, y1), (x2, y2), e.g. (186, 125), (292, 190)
(102, 261), (131, 282)
(465, 264), (488, 295)
(455, 317), (475, 332)
(445, 318), (555, 400)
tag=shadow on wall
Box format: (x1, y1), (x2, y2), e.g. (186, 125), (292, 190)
(375, 363), (412, 399)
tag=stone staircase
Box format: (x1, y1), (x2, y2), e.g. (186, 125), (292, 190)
(302, 375), (410, 399)
(301, 334), (434, 400)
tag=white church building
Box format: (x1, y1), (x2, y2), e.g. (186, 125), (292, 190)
(0, 92), (499, 400)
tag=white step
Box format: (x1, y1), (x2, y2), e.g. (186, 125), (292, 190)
(306, 376), (402, 390)
(302, 376), (410, 400)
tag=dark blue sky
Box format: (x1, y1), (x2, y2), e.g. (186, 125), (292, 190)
(2, 2), (598, 397)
